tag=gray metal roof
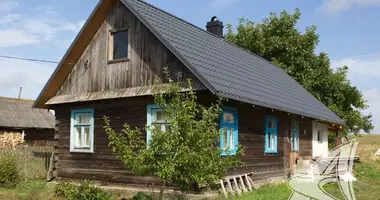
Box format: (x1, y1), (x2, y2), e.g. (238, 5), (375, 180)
(0, 97), (55, 129)
(125, 0), (344, 125)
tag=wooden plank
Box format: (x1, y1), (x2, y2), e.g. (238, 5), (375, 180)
(56, 1), (205, 98)
(35, 0), (118, 108)
(233, 177), (241, 195)
(49, 84), (206, 105)
(245, 174), (252, 190)
(57, 168), (163, 185)
(220, 179), (227, 198)
(239, 176), (247, 192)
(247, 176), (255, 189)
(227, 179), (233, 194)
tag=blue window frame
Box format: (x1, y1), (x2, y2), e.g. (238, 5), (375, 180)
(265, 116), (278, 153)
(70, 109), (94, 153)
(220, 107), (238, 156)
(146, 104), (168, 146)
(291, 120), (299, 152)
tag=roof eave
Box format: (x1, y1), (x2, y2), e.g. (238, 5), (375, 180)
(216, 91), (345, 126)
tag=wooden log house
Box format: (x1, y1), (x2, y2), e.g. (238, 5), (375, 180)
(0, 97), (55, 147)
(33, 0), (344, 187)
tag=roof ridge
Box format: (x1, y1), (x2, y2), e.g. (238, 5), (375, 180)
(135, 0), (282, 70)
(0, 96), (34, 102)
(135, 0), (223, 40)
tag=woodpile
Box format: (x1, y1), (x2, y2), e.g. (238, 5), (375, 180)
(0, 131), (24, 147)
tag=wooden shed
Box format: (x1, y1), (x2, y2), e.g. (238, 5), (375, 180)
(33, 0), (344, 187)
(0, 97), (55, 146)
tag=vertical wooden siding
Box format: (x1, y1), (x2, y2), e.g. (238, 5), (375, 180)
(52, 93), (313, 185)
(57, 1), (203, 96)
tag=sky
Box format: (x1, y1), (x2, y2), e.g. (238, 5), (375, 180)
(0, 0), (380, 132)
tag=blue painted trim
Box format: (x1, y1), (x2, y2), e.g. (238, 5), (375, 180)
(220, 107), (238, 156)
(70, 108), (94, 153)
(291, 120), (299, 152)
(265, 115), (278, 153)
(146, 104), (164, 147)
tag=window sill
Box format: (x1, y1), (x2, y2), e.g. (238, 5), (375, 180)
(221, 150), (237, 156)
(70, 148), (93, 153)
(221, 153), (237, 157)
(108, 57), (130, 64)
(264, 150), (278, 154)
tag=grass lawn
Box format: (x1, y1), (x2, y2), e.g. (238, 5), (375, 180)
(224, 134), (380, 200)
(217, 184), (291, 200)
(0, 180), (58, 200)
(323, 134), (380, 200)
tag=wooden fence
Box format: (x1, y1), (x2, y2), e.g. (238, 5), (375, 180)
(0, 146), (54, 180)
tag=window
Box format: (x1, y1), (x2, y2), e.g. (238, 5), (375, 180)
(109, 29), (129, 61)
(317, 131), (323, 143)
(265, 116), (278, 153)
(220, 107), (238, 156)
(291, 120), (299, 152)
(147, 105), (169, 145)
(70, 109), (94, 153)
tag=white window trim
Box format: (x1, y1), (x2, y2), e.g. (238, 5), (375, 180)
(70, 109), (94, 153)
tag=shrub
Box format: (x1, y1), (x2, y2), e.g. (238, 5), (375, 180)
(131, 192), (153, 200)
(54, 180), (114, 200)
(54, 181), (77, 199)
(0, 155), (19, 187)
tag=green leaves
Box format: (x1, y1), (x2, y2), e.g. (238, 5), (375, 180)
(103, 73), (244, 191)
(0, 155), (18, 188)
(226, 9), (373, 135)
(54, 181), (114, 200)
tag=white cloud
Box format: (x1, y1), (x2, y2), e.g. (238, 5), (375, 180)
(331, 53), (380, 80)
(0, 1), (82, 100)
(321, 0), (380, 14)
(0, 13), (21, 24)
(53, 39), (74, 50)
(211, 0), (239, 9)
(0, 58), (54, 99)
(61, 20), (85, 32)
(0, 1), (19, 12)
(332, 53), (380, 133)
(33, 5), (58, 16)
(0, 2), (84, 47)
(0, 29), (39, 47)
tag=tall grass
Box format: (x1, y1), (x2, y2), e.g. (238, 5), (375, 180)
(0, 146), (54, 181)
(349, 134), (380, 161)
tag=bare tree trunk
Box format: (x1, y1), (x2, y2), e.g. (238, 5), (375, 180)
(158, 181), (166, 200)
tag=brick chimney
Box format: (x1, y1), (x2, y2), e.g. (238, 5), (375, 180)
(206, 16), (224, 37)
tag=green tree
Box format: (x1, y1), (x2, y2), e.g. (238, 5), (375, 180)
(225, 8), (373, 134)
(104, 73), (244, 200)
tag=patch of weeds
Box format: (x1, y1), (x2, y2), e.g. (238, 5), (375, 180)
(54, 180), (114, 200)
(0, 180), (56, 200)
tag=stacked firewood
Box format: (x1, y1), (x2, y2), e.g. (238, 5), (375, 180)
(0, 131), (24, 147)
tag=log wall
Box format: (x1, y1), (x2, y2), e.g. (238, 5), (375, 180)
(52, 92), (313, 185)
